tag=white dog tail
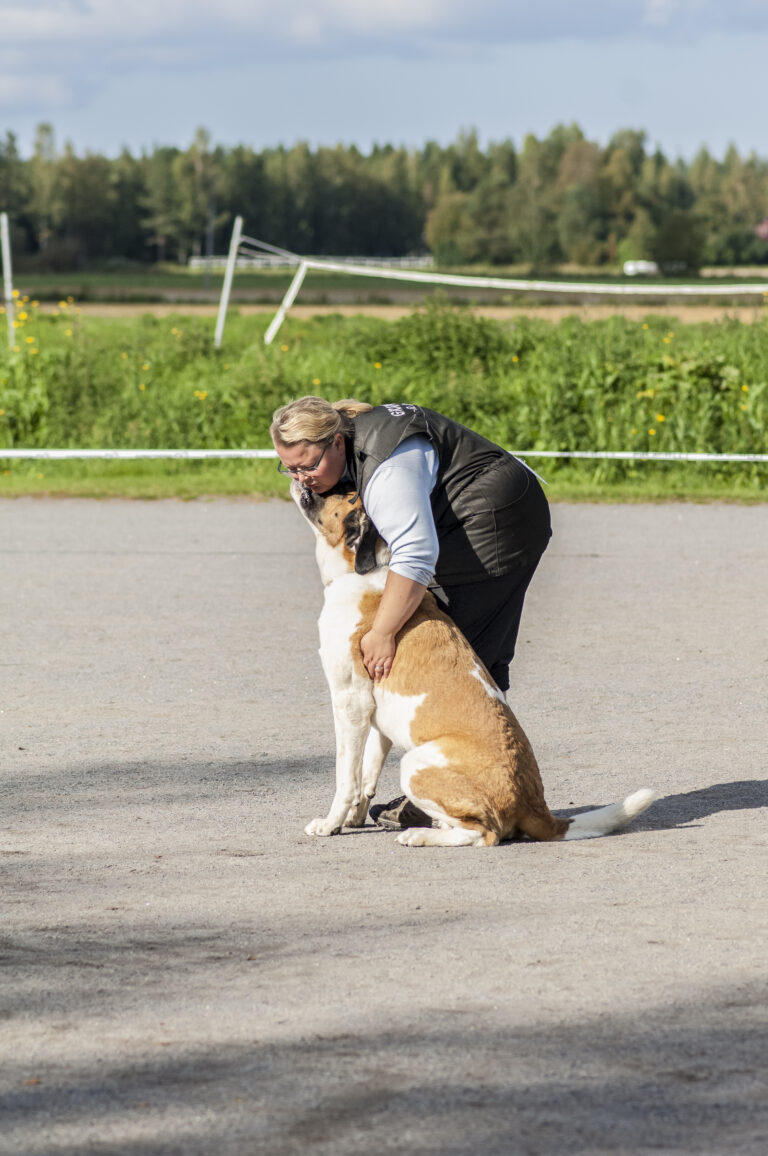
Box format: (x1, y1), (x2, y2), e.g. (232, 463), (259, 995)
(563, 788), (656, 841)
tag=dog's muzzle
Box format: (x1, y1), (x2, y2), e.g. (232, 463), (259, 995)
(298, 485), (315, 511)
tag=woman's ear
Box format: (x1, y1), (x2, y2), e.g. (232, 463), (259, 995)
(343, 509), (380, 574)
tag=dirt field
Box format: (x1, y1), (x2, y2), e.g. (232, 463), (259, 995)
(38, 301), (768, 323)
(2, 498), (767, 1155)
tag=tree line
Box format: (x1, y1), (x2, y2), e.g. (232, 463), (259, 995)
(1, 123), (767, 271)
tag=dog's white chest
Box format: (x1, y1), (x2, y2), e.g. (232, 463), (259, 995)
(317, 573), (425, 751)
(317, 571), (381, 683)
(372, 687), (426, 751)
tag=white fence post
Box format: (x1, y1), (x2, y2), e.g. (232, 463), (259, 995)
(264, 260), (308, 345)
(1, 212), (14, 350)
(214, 215), (243, 350)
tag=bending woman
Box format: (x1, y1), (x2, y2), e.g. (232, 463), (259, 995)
(271, 397), (552, 828)
(270, 396), (551, 694)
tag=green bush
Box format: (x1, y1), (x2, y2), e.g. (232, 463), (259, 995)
(2, 300), (767, 496)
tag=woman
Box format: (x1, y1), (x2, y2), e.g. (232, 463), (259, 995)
(270, 396), (552, 826)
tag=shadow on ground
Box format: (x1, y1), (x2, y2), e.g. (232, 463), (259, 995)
(2, 980), (766, 1155)
(615, 778), (767, 831)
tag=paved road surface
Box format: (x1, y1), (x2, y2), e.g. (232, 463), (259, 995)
(1, 498), (766, 1155)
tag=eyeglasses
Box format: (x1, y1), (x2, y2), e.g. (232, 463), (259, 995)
(276, 438), (334, 477)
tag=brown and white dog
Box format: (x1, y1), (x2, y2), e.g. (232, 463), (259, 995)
(293, 482), (655, 847)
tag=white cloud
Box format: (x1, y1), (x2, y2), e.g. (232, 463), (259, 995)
(0, 73), (74, 109)
(643, 0), (676, 27)
(1, 1), (767, 53)
(1, 0), (768, 118)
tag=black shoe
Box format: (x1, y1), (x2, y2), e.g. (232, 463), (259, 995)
(369, 795), (433, 830)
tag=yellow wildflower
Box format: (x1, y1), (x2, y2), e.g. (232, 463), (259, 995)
(313, 378), (321, 386)
(194, 390), (208, 400)
(742, 384), (749, 392)
(18, 311), (28, 321)
(26, 336), (35, 344)
(656, 413), (665, 422)
(139, 383), (146, 391)
(65, 329), (73, 337)
(374, 362), (382, 369)
(12, 289), (19, 298)
(648, 428), (656, 436)
(281, 344), (289, 352)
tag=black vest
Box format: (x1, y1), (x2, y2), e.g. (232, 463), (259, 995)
(346, 404), (551, 585)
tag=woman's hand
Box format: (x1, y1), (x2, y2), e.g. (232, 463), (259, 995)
(360, 572), (427, 682)
(360, 629), (396, 681)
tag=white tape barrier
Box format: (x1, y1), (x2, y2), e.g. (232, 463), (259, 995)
(262, 256), (768, 345)
(235, 232), (768, 297)
(1, 449), (277, 460)
(211, 229), (768, 348)
(2, 449), (766, 463)
(280, 257), (768, 297)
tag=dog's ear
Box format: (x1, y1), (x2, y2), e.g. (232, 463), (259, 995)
(343, 508), (380, 574)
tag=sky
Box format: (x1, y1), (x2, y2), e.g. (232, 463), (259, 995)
(1, 0), (767, 163)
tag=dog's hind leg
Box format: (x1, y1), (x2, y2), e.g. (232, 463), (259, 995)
(395, 744), (500, 848)
(345, 724), (392, 827)
(305, 687), (375, 837)
(397, 825), (497, 848)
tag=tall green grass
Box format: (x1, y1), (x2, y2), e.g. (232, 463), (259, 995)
(1, 299), (766, 499)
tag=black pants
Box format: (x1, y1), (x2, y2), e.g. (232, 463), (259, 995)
(431, 552), (544, 692)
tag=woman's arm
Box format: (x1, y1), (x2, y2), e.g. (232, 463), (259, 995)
(360, 436), (438, 681)
(360, 571), (426, 681)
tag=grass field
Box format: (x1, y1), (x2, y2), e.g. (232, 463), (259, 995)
(1, 298), (766, 501)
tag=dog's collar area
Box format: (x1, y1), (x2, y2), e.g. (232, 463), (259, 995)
(308, 480), (360, 504)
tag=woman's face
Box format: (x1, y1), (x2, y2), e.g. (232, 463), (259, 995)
(274, 431), (347, 493)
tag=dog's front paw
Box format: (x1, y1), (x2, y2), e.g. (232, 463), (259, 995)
(344, 799), (371, 827)
(304, 817), (341, 837)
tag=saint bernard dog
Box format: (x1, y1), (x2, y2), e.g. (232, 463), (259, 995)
(293, 482), (655, 848)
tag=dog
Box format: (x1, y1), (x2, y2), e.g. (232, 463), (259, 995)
(293, 481), (655, 847)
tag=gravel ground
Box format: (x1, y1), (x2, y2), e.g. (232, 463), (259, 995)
(1, 497), (767, 1155)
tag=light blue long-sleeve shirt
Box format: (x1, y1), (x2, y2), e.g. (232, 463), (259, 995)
(363, 435), (439, 587)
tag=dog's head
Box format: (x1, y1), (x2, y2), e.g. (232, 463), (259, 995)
(290, 480), (385, 583)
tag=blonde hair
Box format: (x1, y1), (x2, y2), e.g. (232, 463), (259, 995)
(270, 396), (372, 447)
